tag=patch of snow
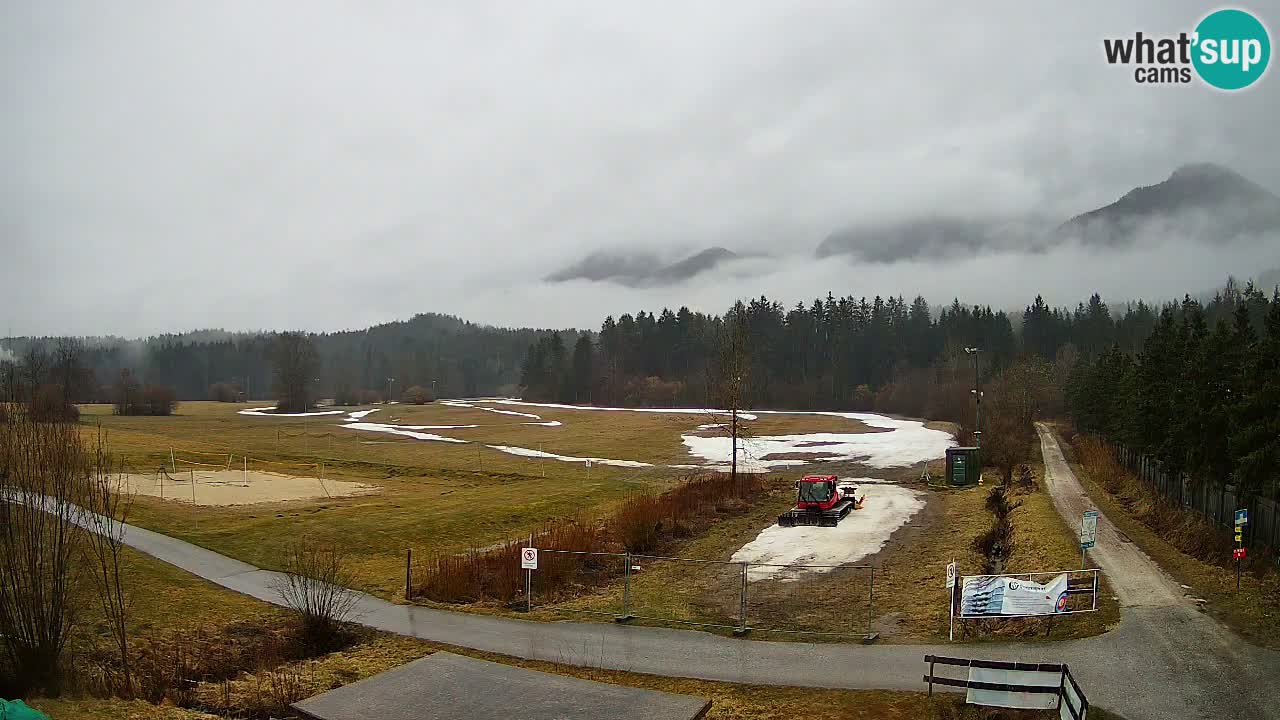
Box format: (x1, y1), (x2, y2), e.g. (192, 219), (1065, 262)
(238, 407), (346, 418)
(486, 444), (653, 468)
(476, 399), (758, 421)
(344, 409), (381, 422)
(441, 400), (544, 419)
(681, 413), (953, 470)
(696, 423), (726, 431)
(731, 482), (925, 581)
(341, 422), (468, 443)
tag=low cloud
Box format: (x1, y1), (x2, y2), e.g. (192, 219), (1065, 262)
(817, 217), (1051, 264)
(546, 247), (742, 286)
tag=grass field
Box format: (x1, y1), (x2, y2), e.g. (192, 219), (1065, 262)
(71, 401), (1115, 645)
(78, 401), (892, 598)
(81, 401), (876, 478)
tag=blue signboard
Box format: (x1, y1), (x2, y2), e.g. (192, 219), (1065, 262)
(1235, 508), (1248, 526)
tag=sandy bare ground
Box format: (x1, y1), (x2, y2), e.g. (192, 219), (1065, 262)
(122, 469), (378, 506)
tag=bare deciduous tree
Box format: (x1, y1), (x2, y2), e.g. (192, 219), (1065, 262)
(81, 431), (134, 697)
(0, 407), (90, 695)
(271, 332), (320, 413)
(710, 304), (752, 497)
(983, 358), (1054, 484)
(20, 346), (49, 406)
(53, 338), (89, 405)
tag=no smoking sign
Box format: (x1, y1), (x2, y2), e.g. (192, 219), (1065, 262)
(521, 547), (538, 570)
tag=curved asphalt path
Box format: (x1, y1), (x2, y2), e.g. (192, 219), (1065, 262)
(24, 430), (1279, 720)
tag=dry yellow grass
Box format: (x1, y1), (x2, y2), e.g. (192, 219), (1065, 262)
(81, 401), (878, 598)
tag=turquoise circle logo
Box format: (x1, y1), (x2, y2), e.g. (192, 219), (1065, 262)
(1192, 9), (1271, 90)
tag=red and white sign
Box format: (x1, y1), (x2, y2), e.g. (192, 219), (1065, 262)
(1233, 547), (1247, 560)
(521, 547), (538, 570)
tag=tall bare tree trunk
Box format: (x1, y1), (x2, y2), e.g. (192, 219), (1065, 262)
(731, 407), (738, 497)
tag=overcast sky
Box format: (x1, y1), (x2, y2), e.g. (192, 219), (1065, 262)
(3, 1), (1278, 337)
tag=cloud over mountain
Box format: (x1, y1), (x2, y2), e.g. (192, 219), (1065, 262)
(547, 247), (740, 286)
(1056, 163), (1280, 246)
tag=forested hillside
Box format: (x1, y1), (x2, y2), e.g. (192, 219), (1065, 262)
(0, 314), (582, 403)
(520, 291), (1181, 412)
(1068, 282), (1280, 499)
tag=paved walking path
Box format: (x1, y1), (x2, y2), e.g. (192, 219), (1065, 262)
(26, 430), (1280, 720)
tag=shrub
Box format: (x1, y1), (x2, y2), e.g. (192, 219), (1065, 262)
(850, 384), (875, 411)
(125, 385), (178, 416)
(402, 385), (434, 404)
(208, 382), (242, 402)
(339, 388), (384, 405)
(413, 472), (771, 604)
(114, 371), (177, 416)
(272, 536), (359, 653)
(30, 384), (78, 423)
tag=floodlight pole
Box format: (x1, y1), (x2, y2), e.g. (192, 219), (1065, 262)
(964, 347), (983, 448)
(387, 377), (395, 403)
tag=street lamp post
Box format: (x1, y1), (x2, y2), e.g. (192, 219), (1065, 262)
(387, 377), (395, 404)
(964, 347), (983, 448)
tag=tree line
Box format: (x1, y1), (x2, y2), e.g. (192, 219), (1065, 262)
(518, 290), (1193, 414)
(0, 313), (581, 406)
(1066, 282), (1280, 501)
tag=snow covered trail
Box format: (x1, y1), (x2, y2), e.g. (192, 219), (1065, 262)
(484, 445), (653, 468)
(731, 481), (926, 580)
(479, 399), (759, 421)
(439, 400), (545, 419)
(342, 422), (468, 444)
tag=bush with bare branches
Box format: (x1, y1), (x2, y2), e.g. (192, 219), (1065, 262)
(30, 383), (79, 423)
(0, 407), (94, 695)
(414, 472), (770, 604)
(273, 536), (359, 652)
(208, 382), (242, 402)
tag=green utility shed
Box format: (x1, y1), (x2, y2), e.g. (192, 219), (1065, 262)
(946, 447), (980, 486)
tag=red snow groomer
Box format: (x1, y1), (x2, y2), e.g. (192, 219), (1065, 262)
(777, 475), (864, 527)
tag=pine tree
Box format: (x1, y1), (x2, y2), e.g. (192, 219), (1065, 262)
(1230, 293), (1280, 501)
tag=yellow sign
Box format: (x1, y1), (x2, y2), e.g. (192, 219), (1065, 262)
(1236, 534), (1243, 541)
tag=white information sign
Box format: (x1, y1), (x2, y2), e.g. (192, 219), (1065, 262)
(521, 547), (538, 570)
(960, 573), (1069, 617)
(1080, 510), (1099, 549)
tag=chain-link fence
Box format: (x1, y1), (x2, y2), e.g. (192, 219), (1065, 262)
(523, 549), (877, 640)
